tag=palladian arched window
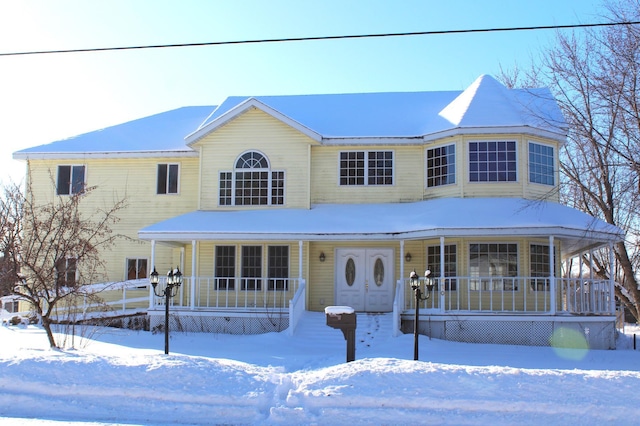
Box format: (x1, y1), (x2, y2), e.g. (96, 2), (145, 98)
(219, 151), (285, 206)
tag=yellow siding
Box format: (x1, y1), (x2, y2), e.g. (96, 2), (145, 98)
(194, 108), (315, 210)
(25, 156), (199, 283)
(310, 146), (424, 204)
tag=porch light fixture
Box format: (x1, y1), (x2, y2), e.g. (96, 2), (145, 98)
(405, 253), (412, 262)
(319, 252), (326, 262)
(410, 269), (435, 361)
(150, 266), (183, 355)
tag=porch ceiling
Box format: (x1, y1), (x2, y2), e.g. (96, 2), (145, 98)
(138, 198), (623, 257)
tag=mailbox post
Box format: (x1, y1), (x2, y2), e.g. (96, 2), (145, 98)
(325, 306), (357, 362)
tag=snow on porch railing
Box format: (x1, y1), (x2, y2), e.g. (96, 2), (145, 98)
(401, 276), (614, 315)
(151, 277), (301, 311)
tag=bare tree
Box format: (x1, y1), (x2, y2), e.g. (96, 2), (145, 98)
(500, 0), (640, 321)
(0, 180), (126, 348)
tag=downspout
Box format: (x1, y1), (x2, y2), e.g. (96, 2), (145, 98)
(440, 236), (445, 311)
(609, 243), (615, 314)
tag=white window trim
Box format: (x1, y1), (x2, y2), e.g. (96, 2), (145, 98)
(56, 164), (87, 196)
(157, 163), (181, 195)
(425, 143), (457, 188)
(337, 150), (395, 186)
(467, 140), (519, 184)
(527, 140), (556, 186)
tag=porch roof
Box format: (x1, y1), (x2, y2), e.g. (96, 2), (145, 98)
(138, 198), (624, 257)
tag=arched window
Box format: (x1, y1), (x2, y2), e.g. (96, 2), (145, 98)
(219, 151), (285, 206)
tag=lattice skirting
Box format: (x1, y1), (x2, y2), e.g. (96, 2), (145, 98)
(147, 312), (289, 335)
(402, 316), (616, 350)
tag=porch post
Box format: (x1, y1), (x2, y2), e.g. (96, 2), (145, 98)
(440, 236), (445, 310)
(298, 241), (303, 281)
(549, 236), (556, 314)
(149, 240), (156, 309)
(400, 240), (405, 281)
(609, 242), (616, 313)
(191, 240), (196, 310)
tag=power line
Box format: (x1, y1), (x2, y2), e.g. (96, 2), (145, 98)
(1, 21), (639, 57)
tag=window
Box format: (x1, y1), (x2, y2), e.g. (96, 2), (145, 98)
(469, 243), (518, 290)
(57, 165), (85, 195)
(241, 246), (262, 290)
(157, 164), (179, 194)
(55, 257), (77, 287)
(530, 244), (556, 291)
(469, 141), (516, 182)
(219, 151), (285, 206)
(529, 142), (555, 185)
(127, 258), (148, 280)
(215, 246), (236, 290)
(427, 245), (457, 290)
(339, 151), (393, 186)
(427, 145), (456, 187)
(268, 246), (289, 291)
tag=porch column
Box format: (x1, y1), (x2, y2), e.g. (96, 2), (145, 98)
(440, 236), (445, 309)
(298, 241), (303, 281)
(549, 236), (556, 314)
(400, 240), (405, 281)
(191, 240), (196, 310)
(609, 242), (616, 313)
(149, 240), (156, 309)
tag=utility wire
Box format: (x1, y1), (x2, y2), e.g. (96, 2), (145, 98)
(1, 21), (639, 57)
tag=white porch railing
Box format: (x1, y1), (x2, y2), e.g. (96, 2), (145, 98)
(402, 276), (614, 315)
(151, 277), (301, 311)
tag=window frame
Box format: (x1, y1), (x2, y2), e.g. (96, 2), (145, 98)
(338, 150), (394, 186)
(469, 242), (519, 291)
(55, 257), (77, 288)
(426, 144), (456, 188)
(468, 141), (518, 183)
(126, 258), (148, 281)
(56, 165), (86, 196)
(427, 244), (457, 290)
(218, 151), (285, 206)
(157, 163), (180, 195)
(529, 243), (557, 291)
(268, 246), (289, 291)
(528, 141), (555, 186)
(215, 245), (236, 290)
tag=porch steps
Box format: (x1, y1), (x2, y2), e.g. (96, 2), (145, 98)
(293, 311), (396, 349)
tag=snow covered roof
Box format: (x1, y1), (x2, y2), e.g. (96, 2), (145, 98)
(139, 198), (622, 257)
(187, 74), (567, 144)
(13, 75), (567, 160)
(13, 106), (216, 160)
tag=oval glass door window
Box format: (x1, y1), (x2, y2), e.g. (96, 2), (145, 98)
(374, 258), (384, 286)
(345, 258), (356, 286)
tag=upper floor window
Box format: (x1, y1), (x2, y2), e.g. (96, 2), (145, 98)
(469, 141), (516, 182)
(339, 151), (393, 186)
(57, 165), (85, 195)
(157, 164), (179, 194)
(427, 144), (456, 187)
(529, 142), (555, 186)
(219, 151), (284, 206)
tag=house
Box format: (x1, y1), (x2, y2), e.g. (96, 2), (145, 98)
(13, 75), (624, 349)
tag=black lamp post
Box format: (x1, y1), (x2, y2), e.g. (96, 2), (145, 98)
(410, 268), (434, 361)
(150, 266), (183, 355)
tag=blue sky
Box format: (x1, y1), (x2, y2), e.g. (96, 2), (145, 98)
(0, 0), (605, 184)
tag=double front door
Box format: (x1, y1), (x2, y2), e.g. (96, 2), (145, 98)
(335, 248), (394, 312)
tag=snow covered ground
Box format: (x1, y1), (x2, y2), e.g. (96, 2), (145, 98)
(2, 312), (640, 425)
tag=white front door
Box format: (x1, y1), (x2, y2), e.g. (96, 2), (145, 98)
(335, 248), (394, 312)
